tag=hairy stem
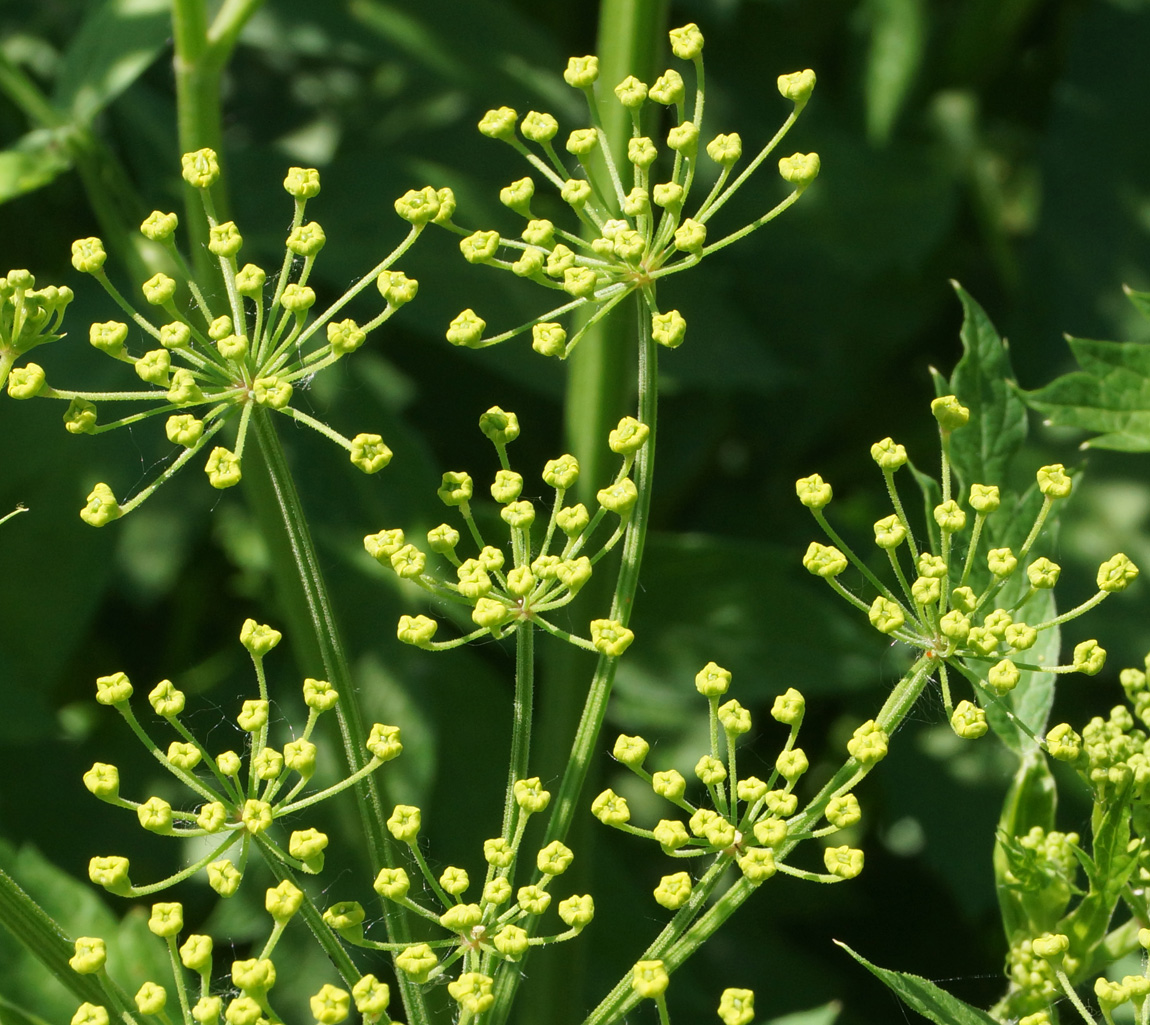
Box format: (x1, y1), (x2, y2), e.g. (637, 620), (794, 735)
(0, 867), (138, 1020)
(245, 408), (429, 1025)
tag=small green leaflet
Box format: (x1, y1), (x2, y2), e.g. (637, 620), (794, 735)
(836, 942), (999, 1025)
(933, 281), (1028, 492)
(1024, 334), (1150, 451)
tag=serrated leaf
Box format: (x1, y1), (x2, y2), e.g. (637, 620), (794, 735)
(0, 131), (73, 203)
(835, 941), (998, 1025)
(1023, 336), (1150, 451)
(939, 282), (1028, 490)
(52, 0), (171, 126)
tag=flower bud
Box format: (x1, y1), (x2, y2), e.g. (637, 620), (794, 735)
(632, 960), (670, 1000)
(824, 845), (864, 880)
(591, 619), (634, 656)
(181, 148), (219, 188)
(387, 804), (421, 843)
(446, 309), (486, 347)
(646, 68), (683, 105)
(591, 788), (630, 825)
(1072, 639), (1106, 675)
(310, 984), (350, 1025)
(969, 483), (1000, 513)
(931, 395), (970, 432)
(209, 221), (243, 258)
(394, 186), (442, 225)
(135, 982), (167, 1016)
(566, 128), (598, 156)
(776, 747), (808, 782)
(778, 152), (820, 188)
(718, 988), (756, 1025)
(951, 700), (988, 740)
(614, 75), (648, 108)
(934, 500), (966, 532)
(847, 720), (889, 764)
(706, 132), (742, 166)
(70, 937), (107, 974)
(826, 793), (861, 828)
(770, 688), (805, 726)
(284, 166), (321, 198)
(667, 122), (699, 156)
(235, 265), (265, 296)
(287, 828), (328, 874)
(521, 110), (558, 142)
(652, 769), (686, 801)
(869, 439), (906, 471)
(868, 597), (904, 634)
(205, 447), (242, 489)
(564, 56), (599, 88)
(1098, 553), (1139, 592)
(71, 237), (107, 274)
(987, 659), (1020, 695)
(738, 847), (777, 882)
(778, 69), (816, 105)
(796, 473), (832, 509)
(461, 229), (501, 265)
(669, 22), (704, 59)
(1036, 464), (1072, 498)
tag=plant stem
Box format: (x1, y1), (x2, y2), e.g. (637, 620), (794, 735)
(170, 0), (263, 276)
(0, 867), (138, 1019)
(545, 299), (658, 853)
(245, 408), (430, 1025)
(500, 623), (536, 839)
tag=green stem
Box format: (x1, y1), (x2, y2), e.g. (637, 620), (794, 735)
(547, 297), (657, 847)
(255, 837), (359, 987)
(490, 298), (660, 1025)
(244, 408), (429, 1025)
(500, 623), (535, 839)
(170, 0), (263, 278)
(0, 867), (138, 1020)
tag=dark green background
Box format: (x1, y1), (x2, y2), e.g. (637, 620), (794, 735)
(3, 0), (1150, 1022)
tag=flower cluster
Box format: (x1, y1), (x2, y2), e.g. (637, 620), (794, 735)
(441, 22), (818, 357)
(367, 405), (648, 654)
(69, 895), (394, 1025)
(798, 395), (1139, 740)
(27, 149), (440, 525)
(596, 661), (873, 901)
(0, 267), (73, 395)
(83, 619), (402, 899)
(358, 777), (592, 1017)
(1001, 929), (1150, 1025)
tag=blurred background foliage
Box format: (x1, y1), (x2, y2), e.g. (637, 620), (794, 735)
(3, 0), (1150, 1022)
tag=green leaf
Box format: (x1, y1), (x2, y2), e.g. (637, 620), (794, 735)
(1124, 284), (1150, 321)
(51, 0), (171, 126)
(0, 130), (72, 203)
(937, 282), (1028, 490)
(835, 941), (999, 1025)
(765, 1002), (842, 1025)
(1023, 335), (1150, 451)
(865, 0), (926, 144)
(0, 993), (53, 1025)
